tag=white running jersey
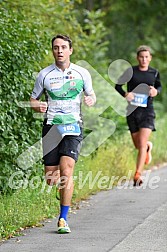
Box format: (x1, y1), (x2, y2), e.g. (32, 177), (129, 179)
(31, 63), (93, 125)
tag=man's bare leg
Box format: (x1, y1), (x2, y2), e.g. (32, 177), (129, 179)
(59, 156), (75, 206)
(45, 166), (60, 186)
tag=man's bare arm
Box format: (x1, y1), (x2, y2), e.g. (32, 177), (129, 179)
(30, 98), (47, 113)
(84, 91), (96, 107)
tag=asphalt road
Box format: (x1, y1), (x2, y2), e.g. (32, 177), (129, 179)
(1, 164), (167, 252)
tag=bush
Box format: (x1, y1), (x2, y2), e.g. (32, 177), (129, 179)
(0, 6), (47, 193)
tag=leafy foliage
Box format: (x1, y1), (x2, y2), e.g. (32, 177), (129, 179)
(0, 5), (47, 193)
(77, 0), (167, 109)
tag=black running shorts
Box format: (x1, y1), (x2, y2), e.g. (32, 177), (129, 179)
(126, 107), (155, 133)
(42, 124), (83, 166)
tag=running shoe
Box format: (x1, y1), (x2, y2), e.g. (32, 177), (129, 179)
(133, 171), (143, 186)
(57, 218), (71, 234)
(145, 141), (153, 165)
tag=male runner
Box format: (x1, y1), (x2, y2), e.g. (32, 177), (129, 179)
(30, 34), (96, 233)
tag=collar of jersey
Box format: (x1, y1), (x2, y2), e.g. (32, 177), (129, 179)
(54, 62), (73, 72)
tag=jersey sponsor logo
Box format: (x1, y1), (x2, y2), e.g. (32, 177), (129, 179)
(65, 75), (74, 79)
(70, 81), (76, 87)
(51, 76), (63, 80)
(50, 82), (63, 91)
(67, 71), (72, 75)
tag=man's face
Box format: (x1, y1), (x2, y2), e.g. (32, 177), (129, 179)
(137, 50), (152, 69)
(52, 38), (73, 64)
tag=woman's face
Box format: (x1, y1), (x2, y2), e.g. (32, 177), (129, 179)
(137, 50), (152, 69)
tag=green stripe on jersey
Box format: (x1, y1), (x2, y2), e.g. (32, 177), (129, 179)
(51, 114), (77, 125)
(48, 79), (83, 100)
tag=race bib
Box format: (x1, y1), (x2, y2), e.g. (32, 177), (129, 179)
(130, 93), (148, 107)
(57, 122), (81, 137)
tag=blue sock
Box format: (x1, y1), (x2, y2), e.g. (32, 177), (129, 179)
(59, 205), (69, 221)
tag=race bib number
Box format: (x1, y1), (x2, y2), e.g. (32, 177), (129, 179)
(130, 93), (148, 107)
(57, 122), (81, 137)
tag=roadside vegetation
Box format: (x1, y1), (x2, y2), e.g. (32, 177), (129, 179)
(1, 112), (167, 240)
(0, 0), (167, 241)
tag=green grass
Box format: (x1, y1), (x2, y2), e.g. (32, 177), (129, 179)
(0, 186), (59, 239)
(151, 115), (167, 164)
(0, 113), (167, 241)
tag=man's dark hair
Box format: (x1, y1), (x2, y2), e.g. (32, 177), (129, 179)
(51, 34), (72, 49)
